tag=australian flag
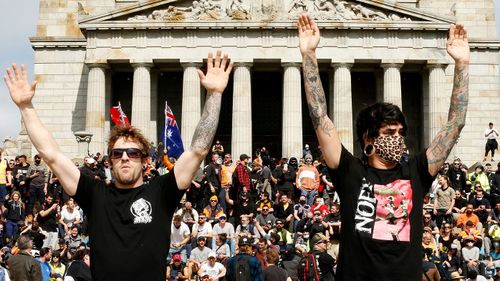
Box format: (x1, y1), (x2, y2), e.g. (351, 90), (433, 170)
(162, 102), (184, 159)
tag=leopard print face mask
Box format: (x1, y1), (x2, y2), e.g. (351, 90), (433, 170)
(373, 135), (406, 163)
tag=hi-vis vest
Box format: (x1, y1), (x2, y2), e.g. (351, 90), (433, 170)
(0, 159), (6, 185)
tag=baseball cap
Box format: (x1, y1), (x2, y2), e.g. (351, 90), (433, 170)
(172, 253), (182, 261)
(210, 195), (218, 202)
(239, 154), (250, 161)
(208, 252), (216, 259)
(85, 157), (96, 165)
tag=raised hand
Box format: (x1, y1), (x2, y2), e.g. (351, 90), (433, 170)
(3, 64), (37, 108)
(447, 24), (470, 64)
(297, 14), (321, 55)
(197, 51), (233, 94)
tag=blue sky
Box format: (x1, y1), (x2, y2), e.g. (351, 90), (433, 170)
(1, 1), (500, 144)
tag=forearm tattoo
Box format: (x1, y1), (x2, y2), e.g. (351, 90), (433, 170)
(190, 93), (222, 153)
(303, 54), (335, 137)
(428, 63), (469, 164)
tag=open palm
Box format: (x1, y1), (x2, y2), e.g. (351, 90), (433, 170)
(4, 64), (37, 107)
(297, 14), (321, 55)
(447, 24), (470, 63)
(197, 51), (233, 94)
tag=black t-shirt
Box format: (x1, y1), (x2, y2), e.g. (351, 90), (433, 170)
(263, 264), (288, 281)
(37, 203), (58, 232)
(328, 146), (433, 281)
(74, 169), (185, 281)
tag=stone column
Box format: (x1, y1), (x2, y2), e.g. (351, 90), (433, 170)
(232, 63), (252, 159)
(282, 63), (302, 158)
(332, 62), (354, 153)
(427, 63), (447, 145)
(85, 63), (107, 154)
(381, 61), (403, 109)
(150, 70), (158, 144)
(181, 63), (202, 149)
(131, 62), (153, 140)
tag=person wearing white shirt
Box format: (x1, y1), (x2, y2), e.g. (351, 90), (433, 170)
(484, 122), (499, 162)
(198, 252), (226, 281)
(58, 198), (81, 237)
(170, 215), (191, 262)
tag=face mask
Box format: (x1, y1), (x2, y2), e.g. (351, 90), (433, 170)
(299, 200), (306, 204)
(35, 160), (41, 165)
(466, 210), (473, 215)
(303, 234), (309, 239)
(216, 158), (222, 165)
(467, 242), (474, 247)
(373, 135), (407, 163)
(241, 224), (247, 228)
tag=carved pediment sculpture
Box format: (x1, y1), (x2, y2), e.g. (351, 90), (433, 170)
(125, 0), (413, 22)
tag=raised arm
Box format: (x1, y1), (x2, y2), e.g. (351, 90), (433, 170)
(4, 64), (80, 196)
(298, 15), (342, 169)
(174, 51), (233, 189)
(427, 24), (470, 176)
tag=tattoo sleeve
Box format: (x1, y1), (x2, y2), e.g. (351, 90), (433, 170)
(428, 63), (469, 165)
(190, 93), (222, 153)
(302, 54), (335, 137)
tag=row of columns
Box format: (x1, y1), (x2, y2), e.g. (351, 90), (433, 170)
(85, 61), (447, 158)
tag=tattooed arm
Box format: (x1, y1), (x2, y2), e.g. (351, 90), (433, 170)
(298, 15), (342, 169)
(427, 24), (470, 176)
(175, 51), (233, 189)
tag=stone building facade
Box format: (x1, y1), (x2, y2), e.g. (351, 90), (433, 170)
(28, 0), (500, 165)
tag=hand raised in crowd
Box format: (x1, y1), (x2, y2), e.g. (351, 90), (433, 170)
(3, 64), (38, 108)
(297, 14), (321, 55)
(447, 24), (470, 64)
(197, 51), (233, 94)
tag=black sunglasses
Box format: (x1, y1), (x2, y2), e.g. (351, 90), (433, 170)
(110, 148), (143, 159)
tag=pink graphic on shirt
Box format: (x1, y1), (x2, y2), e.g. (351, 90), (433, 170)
(372, 179), (412, 241)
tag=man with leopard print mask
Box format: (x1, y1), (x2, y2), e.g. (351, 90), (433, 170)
(298, 14), (470, 281)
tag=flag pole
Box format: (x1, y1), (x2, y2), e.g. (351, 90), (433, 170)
(164, 100), (168, 147)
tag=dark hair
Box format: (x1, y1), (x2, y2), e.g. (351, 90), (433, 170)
(17, 235), (32, 251)
(217, 233), (227, 243)
(72, 248), (90, 261)
(107, 125), (150, 160)
(266, 248), (280, 264)
(355, 102), (407, 153)
(40, 247), (51, 257)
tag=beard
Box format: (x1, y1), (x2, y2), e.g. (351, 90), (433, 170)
(112, 166), (142, 187)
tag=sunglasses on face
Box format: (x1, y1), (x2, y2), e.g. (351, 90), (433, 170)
(316, 240), (328, 245)
(211, 200), (218, 202)
(109, 148), (143, 159)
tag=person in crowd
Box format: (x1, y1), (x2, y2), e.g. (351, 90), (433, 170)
(212, 214), (235, 256)
(307, 233), (335, 281)
(310, 197), (329, 218)
(192, 214), (213, 245)
(212, 140), (224, 157)
(448, 158), (467, 193)
(205, 153), (222, 207)
(220, 153), (236, 212)
(235, 215), (260, 244)
(254, 238), (270, 270)
(295, 154), (320, 206)
(453, 190), (468, 222)
(434, 175), (455, 228)
(422, 231), (439, 257)
(198, 251), (226, 281)
(8, 235), (42, 281)
(227, 191), (256, 227)
(469, 165), (490, 194)
(268, 218), (293, 251)
(293, 195), (310, 233)
(272, 159), (295, 201)
(175, 201), (199, 230)
(3, 191), (25, 243)
(65, 226), (83, 260)
(470, 186), (492, 224)
(48, 250), (65, 281)
(273, 194), (294, 230)
(203, 195), (224, 224)
(65, 248), (91, 281)
(437, 222), (456, 253)
(422, 248), (441, 281)
(226, 236), (263, 281)
(12, 155), (29, 200)
(234, 154), (252, 195)
(256, 192), (273, 213)
(297, 13), (469, 280)
(263, 249), (291, 281)
(167, 253), (189, 281)
(457, 204), (481, 230)
(169, 215), (191, 262)
(188, 237), (212, 279)
(37, 247), (52, 281)
(255, 205), (276, 234)
(26, 154), (49, 215)
(4, 51), (233, 280)
(213, 233), (230, 264)
(441, 244), (463, 280)
(19, 221), (47, 251)
(58, 198), (81, 238)
(484, 122), (499, 162)
(36, 194), (59, 250)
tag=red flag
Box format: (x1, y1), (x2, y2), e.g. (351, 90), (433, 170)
(110, 102), (130, 126)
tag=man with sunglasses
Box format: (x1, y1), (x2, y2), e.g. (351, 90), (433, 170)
(3, 50), (233, 281)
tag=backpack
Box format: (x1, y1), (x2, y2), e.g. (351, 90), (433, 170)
(297, 253), (321, 281)
(234, 254), (252, 281)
